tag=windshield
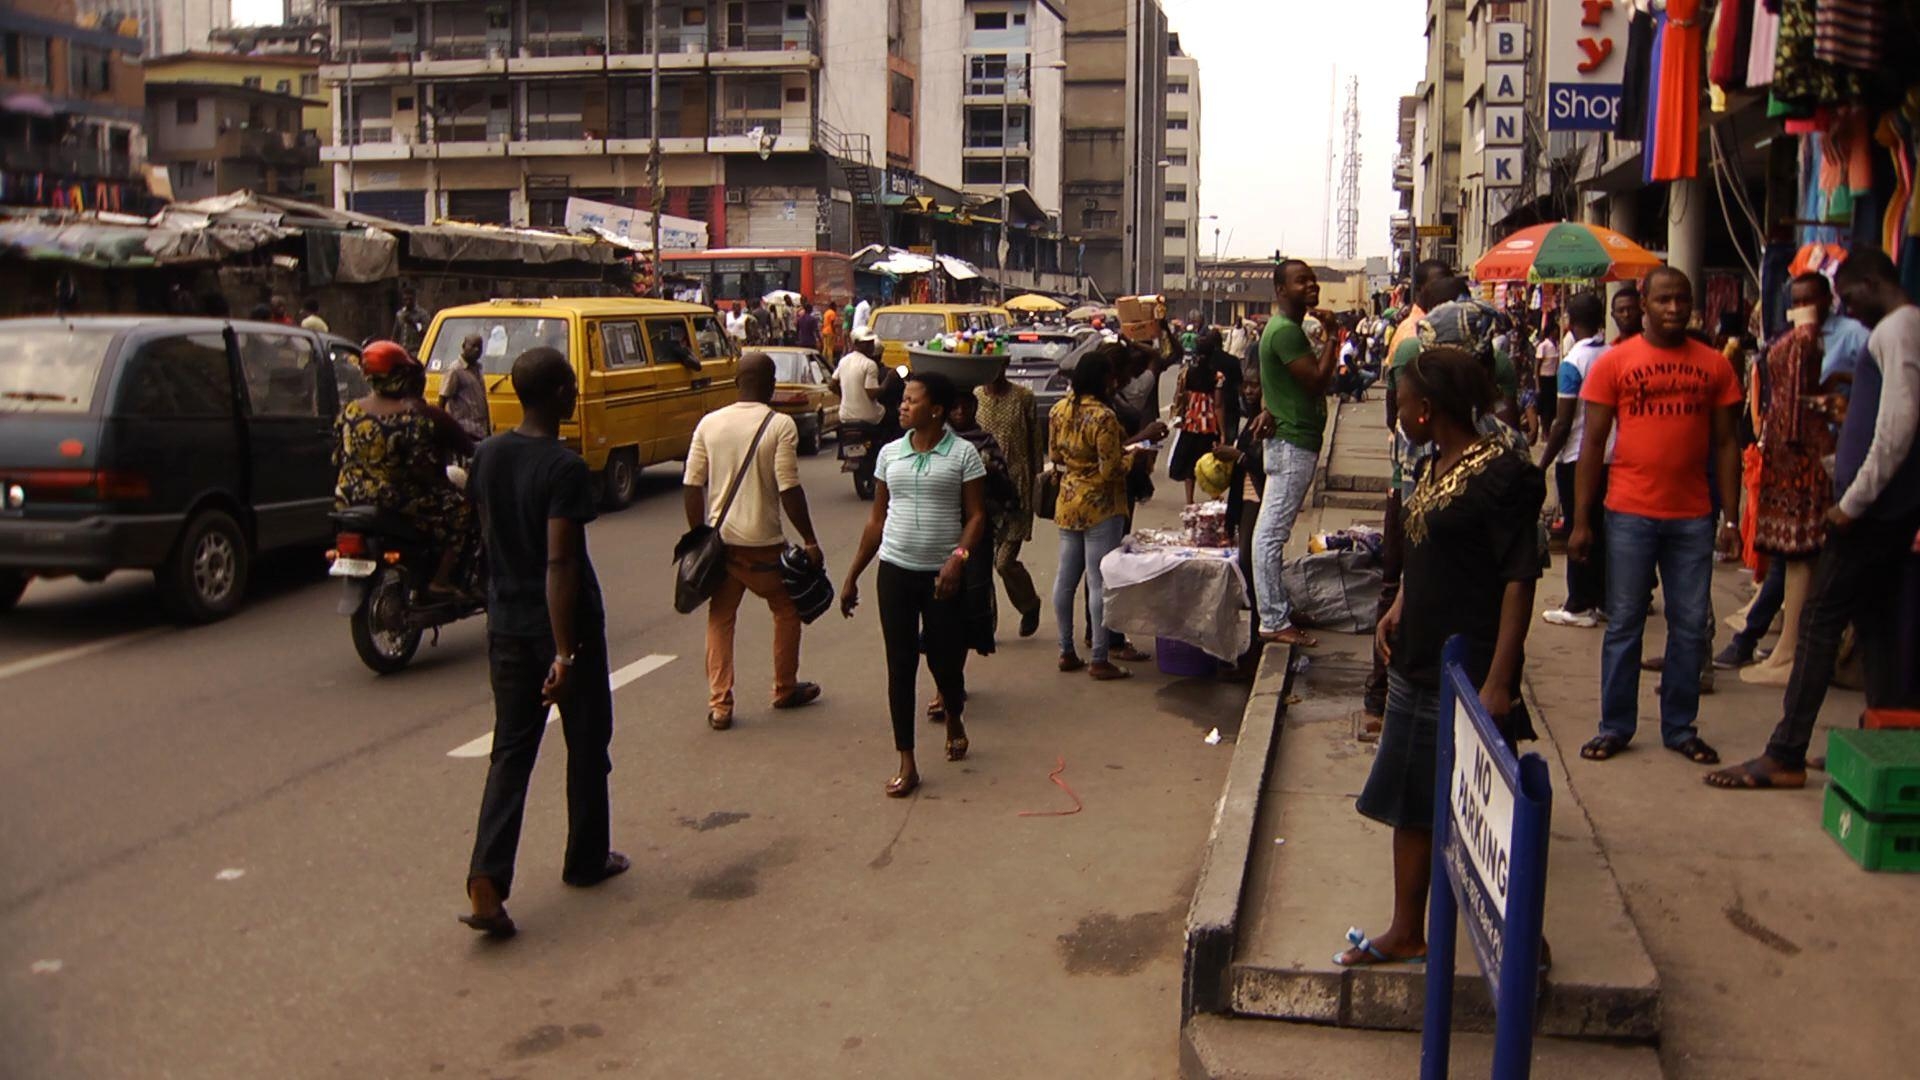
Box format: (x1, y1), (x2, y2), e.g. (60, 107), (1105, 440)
(765, 351), (820, 384)
(0, 325), (120, 413)
(872, 313), (947, 343)
(425, 316), (569, 373)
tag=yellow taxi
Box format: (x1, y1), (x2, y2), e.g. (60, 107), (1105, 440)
(761, 346), (840, 455)
(420, 297), (738, 508)
(867, 303), (1010, 370)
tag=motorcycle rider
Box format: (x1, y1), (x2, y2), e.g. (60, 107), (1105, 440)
(333, 340), (478, 598)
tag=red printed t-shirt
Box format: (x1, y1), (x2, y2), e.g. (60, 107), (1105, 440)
(1581, 336), (1742, 519)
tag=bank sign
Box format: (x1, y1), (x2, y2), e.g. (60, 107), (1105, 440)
(1547, 0), (1627, 131)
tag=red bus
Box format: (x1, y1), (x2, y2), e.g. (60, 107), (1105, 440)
(659, 248), (855, 308)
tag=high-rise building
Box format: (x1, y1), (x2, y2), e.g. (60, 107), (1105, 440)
(1162, 33), (1198, 296)
(1, 0), (149, 211)
(1415, 0), (1463, 268)
(75, 0), (231, 59)
(1062, 0), (1167, 299)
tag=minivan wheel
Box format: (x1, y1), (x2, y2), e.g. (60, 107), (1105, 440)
(0, 570), (27, 612)
(157, 509), (250, 623)
(602, 448), (639, 511)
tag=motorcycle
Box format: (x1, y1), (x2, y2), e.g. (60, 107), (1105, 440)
(328, 506), (484, 674)
(838, 420), (880, 500)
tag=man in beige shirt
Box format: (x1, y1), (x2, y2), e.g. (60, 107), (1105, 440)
(683, 353), (825, 729)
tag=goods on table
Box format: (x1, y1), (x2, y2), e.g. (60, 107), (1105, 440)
(1821, 730), (1920, 872)
(1307, 526), (1384, 561)
(1181, 500), (1232, 548)
(1193, 452), (1233, 499)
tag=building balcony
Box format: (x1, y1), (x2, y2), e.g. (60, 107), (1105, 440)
(320, 124), (421, 161)
(709, 115), (811, 153)
(411, 50), (510, 78)
(153, 129), (320, 167)
(321, 48), (414, 81)
(0, 142), (139, 181)
(607, 49), (707, 72)
(707, 23), (819, 70)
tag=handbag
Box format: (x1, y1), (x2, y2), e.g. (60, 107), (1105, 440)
(673, 410), (776, 615)
(1034, 465), (1060, 521)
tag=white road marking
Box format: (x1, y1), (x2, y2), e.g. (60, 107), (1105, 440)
(30, 960), (62, 975)
(215, 868), (246, 881)
(447, 654), (676, 758)
(0, 628), (164, 684)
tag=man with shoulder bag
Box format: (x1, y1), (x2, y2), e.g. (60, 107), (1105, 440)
(682, 352), (826, 731)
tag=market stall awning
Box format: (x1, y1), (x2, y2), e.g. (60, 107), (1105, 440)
(937, 255), (982, 280)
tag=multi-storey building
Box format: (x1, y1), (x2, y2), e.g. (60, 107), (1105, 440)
(74, 0), (230, 59)
(1161, 33), (1198, 297)
(1062, 0), (1166, 300)
(1, 0), (147, 211)
(1414, 0), (1463, 267)
(146, 48), (330, 201)
(1389, 93), (1417, 279)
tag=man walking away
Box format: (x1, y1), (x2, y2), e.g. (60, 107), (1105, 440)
(393, 285), (429, 357)
(299, 298), (329, 334)
(685, 352), (825, 731)
(974, 366), (1044, 636)
(1709, 249), (1920, 790)
(440, 333), (492, 444)
(1538, 292), (1611, 627)
(1571, 267), (1742, 766)
(854, 294), (874, 334)
(462, 347), (626, 939)
(1250, 259), (1339, 648)
(796, 301), (820, 351)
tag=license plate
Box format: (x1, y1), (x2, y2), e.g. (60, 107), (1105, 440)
(841, 444), (867, 458)
(330, 558), (377, 578)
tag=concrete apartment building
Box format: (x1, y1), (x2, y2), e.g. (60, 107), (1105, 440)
(1062, 0), (1167, 300)
(1413, 0), (1463, 268)
(1162, 33), (1198, 295)
(1, 0), (148, 211)
(74, 0), (231, 59)
(145, 47), (330, 201)
(1388, 93), (1417, 278)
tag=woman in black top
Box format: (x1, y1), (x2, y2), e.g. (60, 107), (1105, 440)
(1336, 345), (1544, 968)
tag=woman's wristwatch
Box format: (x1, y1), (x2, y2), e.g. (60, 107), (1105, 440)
(952, 547), (971, 562)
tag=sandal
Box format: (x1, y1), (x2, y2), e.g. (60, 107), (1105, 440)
(1580, 734), (1627, 761)
(1668, 736), (1721, 765)
(885, 772), (920, 798)
(1058, 653), (1087, 673)
(1089, 661), (1133, 681)
(1353, 711), (1383, 744)
(1260, 627), (1320, 648)
(1704, 757), (1808, 790)
(1332, 927), (1424, 967)
(1110, 644), (1153, 664)
(927, 697), (947, 725)
(945, 733), (969, 762)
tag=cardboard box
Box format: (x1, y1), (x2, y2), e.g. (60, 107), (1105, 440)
(1120, 319), (1161, 344)
(1117, 295), (1166, 325)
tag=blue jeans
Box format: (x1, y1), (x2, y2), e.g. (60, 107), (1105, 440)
(1599, 511), (1716, 748)
(1055, 514), (1127, 663)
(1253, 438), (1319, 633)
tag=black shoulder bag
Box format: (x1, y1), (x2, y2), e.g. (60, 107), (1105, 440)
(673, 411), (776, 614)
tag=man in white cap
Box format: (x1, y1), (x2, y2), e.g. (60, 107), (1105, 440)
(836, 328), (887, 427)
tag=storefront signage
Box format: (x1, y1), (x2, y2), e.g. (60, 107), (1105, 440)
(1485, 105), (1525, 147)
(1420, 637), (1554, 1080)
(1547, 0), (1627, 131)
(1482, 17), (1528, 190)
(563, 197), (709, 251)
(1416, 224), (1455, 238)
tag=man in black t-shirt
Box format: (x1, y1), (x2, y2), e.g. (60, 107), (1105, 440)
(459, 346), (626, 939)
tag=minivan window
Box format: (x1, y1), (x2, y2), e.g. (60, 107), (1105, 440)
(115, 334), (233, 417)
(0, 325), (120, 413)
(600, 321), (645, 369)
(872, 312), (946, 343)
(645, 317), (696, 367)
(426, 316), (568, 372)
(331, 347), (370, 403)
(237, 332), (321, 418)
(693, 314), (735, 360)
(765, 350), (820, 384)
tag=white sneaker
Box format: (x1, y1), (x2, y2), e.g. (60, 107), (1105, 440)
(1542, 608), (1601, 629)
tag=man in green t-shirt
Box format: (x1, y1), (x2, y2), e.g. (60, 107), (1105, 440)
(1249, 259), (1339, 646)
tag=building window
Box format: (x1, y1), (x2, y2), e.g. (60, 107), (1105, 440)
(1168, 118), (1188, 131)
(962, 158), (1029, 186)
(175, 98), (200, 125)
(1169, 80), (1188, 95)
(242, 76), (262, 89)
(965, 106), (1027, 149)
(1166, 224), (1186, 238)
(1082, 208), (1118, 229)
(1166, 187), (1187, 203)
(974, 12), (1007, 31)
(967, 54), (1007, 95)
(1013, 12), (1026, 25)
(68, 46), (111, 94)
(525, 84), (585, 139)
(785, 85), (807, 104)
(276, 79), (292, 94)
(1167, 152), (1187, 166)
(7, 34), (51, 86)
(300, 74), (319, 95)
(889, 71), (913, 116)
(1165, 261), (1186, 276)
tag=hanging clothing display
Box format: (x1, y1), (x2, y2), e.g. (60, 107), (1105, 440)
(1747, 0), (1780, 87)
(1651, 0), (1705, 180)
(1614, 3), (1656, 143)
(1772, 0), (1861, 114)
(1710, 0), (1752, 92)
(1812, 0), (1883, 72)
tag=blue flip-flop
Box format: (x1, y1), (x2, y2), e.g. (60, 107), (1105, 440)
(1332, 926), (1425, 967)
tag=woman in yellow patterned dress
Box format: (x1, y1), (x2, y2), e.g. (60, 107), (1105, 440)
(1048, 344), (1138, 681)
(1336, 344), (1544, 968)
(333, 340), (477, 597)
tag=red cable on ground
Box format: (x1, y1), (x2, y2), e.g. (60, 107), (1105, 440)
(1017, 756), (1083, 817)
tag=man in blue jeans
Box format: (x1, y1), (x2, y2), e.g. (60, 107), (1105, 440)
(1569, 267), (1744, 764)
(1250, 258), (1339, 647)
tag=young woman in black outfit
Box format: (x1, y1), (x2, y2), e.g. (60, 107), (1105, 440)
(1335, 344), (1544, 967)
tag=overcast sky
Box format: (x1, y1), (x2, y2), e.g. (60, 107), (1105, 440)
(234, 0), (1424, 260)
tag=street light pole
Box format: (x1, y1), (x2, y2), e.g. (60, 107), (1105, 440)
(648, 0), (663, 294)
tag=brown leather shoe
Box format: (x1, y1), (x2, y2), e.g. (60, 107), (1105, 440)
(708, 711), (733, 731)
(459, 876), (516, 938)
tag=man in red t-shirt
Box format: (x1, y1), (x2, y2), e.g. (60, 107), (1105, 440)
(1569, 267), (1742, 765)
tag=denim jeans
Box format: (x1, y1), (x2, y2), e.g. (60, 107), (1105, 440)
(1253, 438), (1319, 633)
(1054, 514), (1127, 662)
(1732, 556), (1787, 654)
(1599, 511), (1716, 748)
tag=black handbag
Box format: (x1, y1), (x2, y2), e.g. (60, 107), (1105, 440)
(1034, 466), (1060, 521)
(778, 544), (834, 624)
(673, 411), (775, 614)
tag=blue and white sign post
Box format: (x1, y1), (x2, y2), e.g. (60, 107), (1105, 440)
(1420, 637), (1554, 1080)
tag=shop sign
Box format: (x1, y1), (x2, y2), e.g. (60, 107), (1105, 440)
(1485, 105), (1525, 147)
(1416, 224), (1455, 238)
(1485, 63), (1527, 106)
(1483, 18), (1528, 190)
(1485, 148), (1525, 189)
(1547, 0), (1627, 131)
(563, 197), (709, 251)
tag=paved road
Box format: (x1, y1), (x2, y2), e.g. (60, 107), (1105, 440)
(0, 451), (1243, 1079)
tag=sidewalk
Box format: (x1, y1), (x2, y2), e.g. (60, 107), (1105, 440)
(1259, 396), (1911, 1078)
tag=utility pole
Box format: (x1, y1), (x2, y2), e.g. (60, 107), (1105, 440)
(648, 0), (663, 294)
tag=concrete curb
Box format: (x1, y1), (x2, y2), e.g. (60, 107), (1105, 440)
(1181, 641), (1294, 1019)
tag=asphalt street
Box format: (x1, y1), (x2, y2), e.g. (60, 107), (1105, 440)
(0, 449), (1246, 1079)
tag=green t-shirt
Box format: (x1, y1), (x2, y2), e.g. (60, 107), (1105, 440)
(1258, 313), (1326, 452)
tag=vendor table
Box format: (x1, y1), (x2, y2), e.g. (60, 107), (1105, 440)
(1099, 537), (1248, 662)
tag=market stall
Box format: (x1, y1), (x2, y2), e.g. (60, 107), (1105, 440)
(1098, 504), (1248, 668)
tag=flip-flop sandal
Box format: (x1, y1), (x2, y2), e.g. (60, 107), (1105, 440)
(1261, 628), (1320, 648)
(1580, 734), (1627, 761)
(1332, 927), (1424, 967)
(1352, 711), (1383, 744)
(927, 698), (947, 725)
(1669, 737), (1721, 765)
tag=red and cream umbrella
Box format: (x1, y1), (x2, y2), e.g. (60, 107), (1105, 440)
(1471, 222), (1664, 284)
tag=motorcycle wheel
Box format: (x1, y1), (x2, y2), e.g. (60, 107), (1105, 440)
(351, 567), (424, 674)
(854, 471), (876, 501)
